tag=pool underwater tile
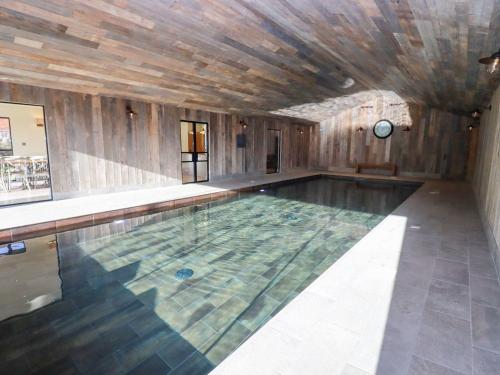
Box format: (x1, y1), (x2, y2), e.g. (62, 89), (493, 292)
(204, 321), (252, 365)
(126, 354), (172, 375)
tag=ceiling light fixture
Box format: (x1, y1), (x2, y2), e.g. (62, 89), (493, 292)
(479, 48), (500, 74)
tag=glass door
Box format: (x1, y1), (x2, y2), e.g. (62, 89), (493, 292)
(180, 121), (208, 183)
(266, 129), (281, 174)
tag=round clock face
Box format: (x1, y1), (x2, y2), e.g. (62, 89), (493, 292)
(373, 120), (394, 139)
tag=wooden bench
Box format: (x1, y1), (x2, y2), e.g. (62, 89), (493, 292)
(355, 163), (397, 176)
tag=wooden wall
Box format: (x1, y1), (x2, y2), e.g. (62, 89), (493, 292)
(0, 82), (311, 199)
(473, 84), (500, 271)
(308, 95), (471, 179)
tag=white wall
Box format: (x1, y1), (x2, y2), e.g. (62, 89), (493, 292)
(0, 102), (47, 156)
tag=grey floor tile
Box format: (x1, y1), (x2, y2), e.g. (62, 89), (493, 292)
(415, 308), (472, 374)
(438, 242), (468, 264)
(470, 276), (500, 309)
(407, 356), (465, 375)
(471, 303), (500, 354)
(395, 260), (434, 291)
(433, 259), (469, 286)
(469, 257), (498, 279)
(473, 347), (500, 375)
(426, 279), (470, 320)
(467, 243), (491, 260)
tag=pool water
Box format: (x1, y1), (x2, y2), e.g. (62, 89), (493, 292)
(0, 177), (419, 375)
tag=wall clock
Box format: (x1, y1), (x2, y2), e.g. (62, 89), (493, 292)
(373, 119), (394, 139)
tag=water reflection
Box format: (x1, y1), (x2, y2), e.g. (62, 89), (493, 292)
(0, 235), (61, 321)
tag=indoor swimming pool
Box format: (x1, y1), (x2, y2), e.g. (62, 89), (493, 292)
(0, 177), (420, 375)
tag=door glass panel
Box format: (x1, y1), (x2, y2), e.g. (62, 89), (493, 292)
(266, 129), (281, 174)
(197, 153), (208, 161)
(196, 162), (208, 181)
(181, 163), (195, 183)
(181, 121), (194, 152)
(181, 153), (193, 162)
(195, 123), (207, 153)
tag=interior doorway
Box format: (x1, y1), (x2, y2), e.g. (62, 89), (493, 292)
(266, 129), (281, 174)
(180, 121), (209, 183)
(0, 102), (52, 206)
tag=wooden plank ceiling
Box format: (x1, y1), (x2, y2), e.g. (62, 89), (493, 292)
(0, 0), (499, 117)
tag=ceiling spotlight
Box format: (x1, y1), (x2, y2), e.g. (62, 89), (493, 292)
(471, 109), (482, 119)
(126, 106), (137, 119)
(479, 48), (500, 74)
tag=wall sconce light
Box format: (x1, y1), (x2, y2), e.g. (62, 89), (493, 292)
(471, 109), (482, 119)
(355, 126), (364, 133)
(126, 105), (137, 119)
(297, 128), (304, 135)
(467, 124), (475, 132)
(35, 117), (44, 127)
(239, 120), (248, 129)
(479, 48), (500, 74)
(402, 126), (411, 132)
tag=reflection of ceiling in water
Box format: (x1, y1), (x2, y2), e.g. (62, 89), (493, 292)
(271, 90), (409, 122)
(0, 235), (61, 321)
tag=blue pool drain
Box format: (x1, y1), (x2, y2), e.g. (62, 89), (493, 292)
(176, 268), (194, 280)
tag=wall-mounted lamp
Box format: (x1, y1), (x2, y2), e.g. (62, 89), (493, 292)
(402, 126), (411, 132)
(35, 117), (44, 127)
(239, 120), (248, 129)
(126, 105), (137, 119)
(479, 48), (500, 74)
(297, 128), (304, 135)
(467, 124), (475, 132)
(354, 126), (364, 133)
(471, 109), (482, 119)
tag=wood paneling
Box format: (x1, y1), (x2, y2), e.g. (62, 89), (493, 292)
(308, 94), (471, 179)
(0, 82), (311, 199)
(473, 83), (500, 268)
(0, 1), (497, 115)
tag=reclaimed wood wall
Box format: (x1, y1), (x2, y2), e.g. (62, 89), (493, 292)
(308, 96), (471, 179)
(0, 82), (311, 199)
(473, 84), (500, 269)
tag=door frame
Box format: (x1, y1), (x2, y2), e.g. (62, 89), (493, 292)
(266, 128), (281, 174)
(179, 120), (209, 184)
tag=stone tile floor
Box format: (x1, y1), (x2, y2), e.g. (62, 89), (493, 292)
(0, 178), (417, 374)
(212, 181), (500, 375)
